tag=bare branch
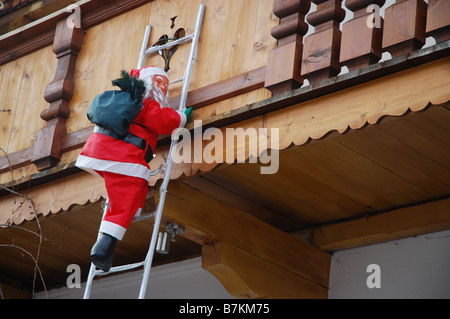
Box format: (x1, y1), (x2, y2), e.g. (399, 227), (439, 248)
(0, 147), (48, 298)
(0, 224), (50, 242)
(0, 244), (48, 299)
(0, 184), (30, 199)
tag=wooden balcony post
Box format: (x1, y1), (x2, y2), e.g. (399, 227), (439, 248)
(340, 0), (385, 72)
(382, 0), (427, 58)
(301, 0), (346, 84)
(32, 18), (83, 171)
(265, 0), (311, 96)
(426, 0), (450, 43)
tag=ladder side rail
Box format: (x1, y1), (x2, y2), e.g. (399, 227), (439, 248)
(138, 25), (152, 69)
(83, 263), (96, 299)
(138, 4), (205, 300)
(83, 199), (109, 299)
(178, 4), (205, 112)
(138, 138), (177, 299)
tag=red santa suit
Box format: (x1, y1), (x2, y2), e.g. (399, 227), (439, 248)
(76, 67), (186, 240)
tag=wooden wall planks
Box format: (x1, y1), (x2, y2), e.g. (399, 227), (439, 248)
(0, 47), (56, 155)
(0, 0), (277, 183)
(67, 0), (276, 132)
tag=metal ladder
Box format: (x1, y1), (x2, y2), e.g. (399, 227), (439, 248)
(83, 4), (205, 299)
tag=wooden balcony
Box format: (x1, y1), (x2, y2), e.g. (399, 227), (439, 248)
(0, 0), (449, 298)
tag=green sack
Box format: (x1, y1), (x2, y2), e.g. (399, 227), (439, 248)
(87, 90), (143, 138)
(87, 71), (146, 137)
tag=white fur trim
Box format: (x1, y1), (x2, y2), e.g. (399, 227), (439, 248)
(139, 67), (168, 81)
(76, 155), (151, 181)
(100, 221), (127, 240)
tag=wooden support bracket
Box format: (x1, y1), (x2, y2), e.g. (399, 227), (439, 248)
(32, 18), (83, 171)
(162, 182), (331, 299)
(203, 241), (328, 299)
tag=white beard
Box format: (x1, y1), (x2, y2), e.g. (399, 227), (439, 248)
(142, 75), (170, 108)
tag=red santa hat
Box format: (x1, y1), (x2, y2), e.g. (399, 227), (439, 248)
(130, 66), (169, 81)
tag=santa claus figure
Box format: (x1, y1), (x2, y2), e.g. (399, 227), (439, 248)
(76, 66), (191, 272)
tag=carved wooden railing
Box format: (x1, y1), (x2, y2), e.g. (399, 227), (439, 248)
(265, 0), (311, 94)
(383, 0), (427, 57)
(265, 0), (450, 94)
(340, 0), (385, 71)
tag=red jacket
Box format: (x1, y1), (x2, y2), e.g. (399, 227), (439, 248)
(76, 98), (186, 181)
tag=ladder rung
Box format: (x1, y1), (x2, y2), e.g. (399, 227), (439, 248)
(133, 213), (155, 222)
(94, 261), (145, 276)
(170, 77), (184, 85)
(144, 34), (194, 56)
(149, 164), (163, 176)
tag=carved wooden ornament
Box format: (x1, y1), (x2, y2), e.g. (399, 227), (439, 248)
(32, 18), (84, 171)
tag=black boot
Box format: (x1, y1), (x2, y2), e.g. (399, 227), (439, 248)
(90, 233), (117, 272)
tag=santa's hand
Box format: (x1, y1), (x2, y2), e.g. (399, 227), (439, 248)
(184, 107), (193, 123)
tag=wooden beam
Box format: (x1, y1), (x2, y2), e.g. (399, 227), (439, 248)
(0, 0), (78, 33)
(169, 67), (266, 110)
(162, 182), (331, 289)
(0, 0), (155, 66)
(202, 241), (328, 299)
(312, 198), (450, 251)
